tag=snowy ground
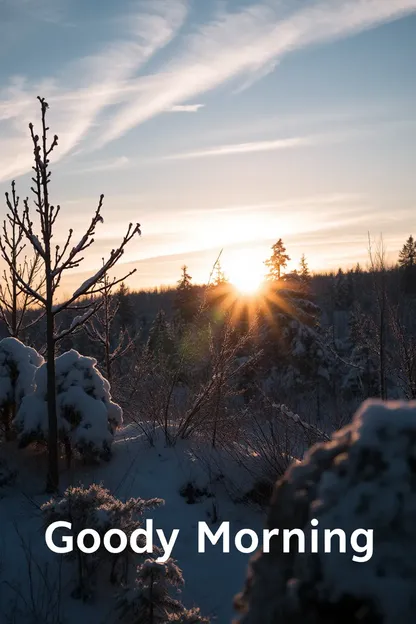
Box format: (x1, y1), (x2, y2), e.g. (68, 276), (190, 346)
(0, 425), (264, 623)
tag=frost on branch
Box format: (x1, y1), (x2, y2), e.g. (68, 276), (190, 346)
(235, 400), (416, 624)
(0, 337), (44, 439)
(42, 483), (163, 600)
(15, 349), (122, 461)
(168, 608), (210, 623)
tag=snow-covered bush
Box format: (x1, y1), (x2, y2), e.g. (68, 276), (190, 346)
(15, 349), (123, 461)
(41, 483), (163, 599)
(0, 337), (43, 439)
(116, 558), (209, 623)
(236, 400), (416, 624)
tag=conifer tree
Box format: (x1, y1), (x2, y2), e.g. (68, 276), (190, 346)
(117, 281), (135, 330)
(398, 235), (416, 295)
(147, 310), (174, 357)
(174, 265), (197, 324)
(212, 258), (227, 286)
(299, 253), (309, 277)
(399, 235), (416, 268)
(264, 239), (290, 281)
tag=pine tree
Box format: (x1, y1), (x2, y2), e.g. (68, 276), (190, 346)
(174, 266), (197, 324)
(212, 259), (227, 286)
(333, 268), (353, 311)
(299, 254), (311, 288)
(399, 235), (416, 295)
(147, 310), (174, 357)
(117, 282), (135, 330)
(264, 239), (290, 281)
(399, 235), (416, 268)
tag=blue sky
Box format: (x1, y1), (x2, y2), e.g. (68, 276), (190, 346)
(0, 0), (415, 291)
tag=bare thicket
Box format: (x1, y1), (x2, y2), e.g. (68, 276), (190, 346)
(1, 527), (63, 624)
(84, 267), (136, 385)
(0, 97), (140, 491)
(0, 181), (44, 338)
(126, 315), (258, 446)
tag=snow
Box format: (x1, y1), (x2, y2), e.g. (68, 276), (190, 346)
(28, 233), (44, 255)
(68, 308), (96, 332)
(313, 400), (416, 621)
(71, 269), (104, 300)
(0, 425), (263, 623)
(237, 399), (416, 624)
(0, 337), (44, 410)
(15, 349), (122, 459)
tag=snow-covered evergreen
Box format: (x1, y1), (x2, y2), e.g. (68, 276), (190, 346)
(15, 350), (123, 461)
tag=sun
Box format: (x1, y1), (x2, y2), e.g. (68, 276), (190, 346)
(226, 254), (265, 295)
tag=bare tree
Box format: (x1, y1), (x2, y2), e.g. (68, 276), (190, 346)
(84, 267), (136, 385)
(1, 97), (140, 492)
(0, 181), (44, 338)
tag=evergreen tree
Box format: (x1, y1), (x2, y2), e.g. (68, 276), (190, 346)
(264, 239), (290, 281)
(260, 272), (326, 391)
(299, 254), (311, 289)
(174, 266), (197, 324)
(147, 310), (174, 357)
(333, 268), (353, 311)
(212, 259), (227, 286)
(399, 235), (416, 268)
(117, 282), (135, 330)
(399, 235), (416, 295)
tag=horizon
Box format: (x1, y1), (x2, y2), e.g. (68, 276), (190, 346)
(0, 0), (415, 292)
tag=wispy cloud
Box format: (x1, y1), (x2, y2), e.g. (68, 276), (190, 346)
(1, 0), (416, 182)
(163, 136), (314, 160)
(99, 0), (416, 145)
(68, 156), (130, 175)
(0, 0), (188, 182)
(168, 103), (205, 112)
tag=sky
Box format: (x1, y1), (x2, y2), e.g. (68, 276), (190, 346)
(0, 0), (415, 292)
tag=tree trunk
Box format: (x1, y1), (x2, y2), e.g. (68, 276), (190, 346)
(46, 265), (59, 492)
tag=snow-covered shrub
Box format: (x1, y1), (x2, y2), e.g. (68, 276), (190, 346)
(15, 349), (122, 461)
(116, 558), (209, 623)
(41, 483), (163, 599)
(0, 337), (43, 439)
(235, 400), (416, 624)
